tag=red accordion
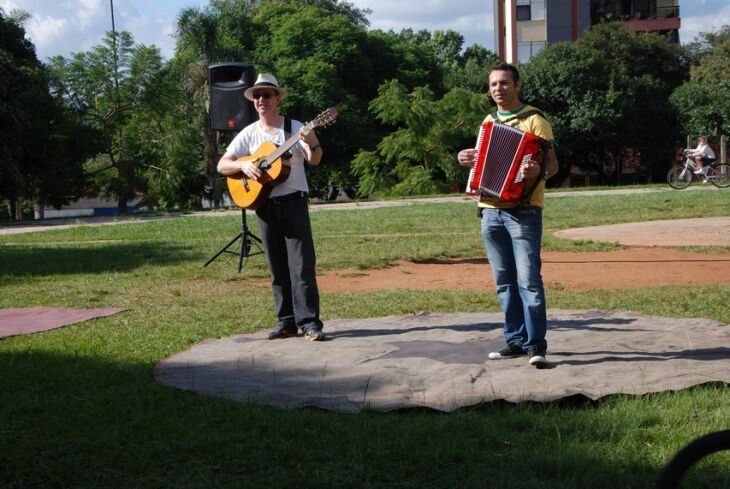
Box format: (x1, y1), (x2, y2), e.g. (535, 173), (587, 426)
(466, 121), (546, 202)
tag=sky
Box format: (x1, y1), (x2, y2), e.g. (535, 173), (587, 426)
(2, 0), (729, 62)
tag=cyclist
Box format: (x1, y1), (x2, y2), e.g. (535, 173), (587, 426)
(685, 136), (716, 174)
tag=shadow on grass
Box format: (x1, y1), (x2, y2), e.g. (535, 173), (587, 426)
(0, 242), (194, 276)
(2, 347), (728, 488)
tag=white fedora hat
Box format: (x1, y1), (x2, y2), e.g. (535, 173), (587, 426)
(243, 73), (288, 101)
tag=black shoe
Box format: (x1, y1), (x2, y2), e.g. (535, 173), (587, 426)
(304, 328), (325, 341)
(527, 346), (549, 368)
(488, 344), (525, 360)
(267, 326), (298, 340)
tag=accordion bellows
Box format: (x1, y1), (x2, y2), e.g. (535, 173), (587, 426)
(466, 121), (546, 202)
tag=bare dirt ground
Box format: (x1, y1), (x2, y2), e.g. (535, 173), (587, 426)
(315, 248), (730, 293)
(3, 198), (728, 292)
(314, 217), (730, 293)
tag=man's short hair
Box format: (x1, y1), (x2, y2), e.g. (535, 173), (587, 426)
(490, 63), (520, 83)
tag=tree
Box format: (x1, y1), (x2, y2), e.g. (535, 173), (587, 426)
(444, 44), (500, 93)
(670, 25), (730, 139)
(0, 8), (98, 220)
(246, 2), (444, 198)
(167, 0), (476, 201)
(173, 4), (262, 206)
(47, 32), (166, 213)
(0, 8), (38, 219)
(522, 22), (687, 184)
(111, 65), (207, 210)
(351, 80), (488, 197)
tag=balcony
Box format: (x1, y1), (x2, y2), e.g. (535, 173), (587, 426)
(622, 16), (680, 33)
(620, 4), (680, 33)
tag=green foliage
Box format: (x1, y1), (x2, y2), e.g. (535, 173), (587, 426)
(48, 32), (183, 212)
(670, 25), (730, 138)
(445, 44), (501, 93)
(248, 3), (461, 199)
(371, 28), (500, 95)
(17, 0), (725, 215)
(0, 8), (99, 221)
(352, 81), (489, 197)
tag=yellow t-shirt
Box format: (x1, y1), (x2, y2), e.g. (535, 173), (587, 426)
(477, 105), (554, 209)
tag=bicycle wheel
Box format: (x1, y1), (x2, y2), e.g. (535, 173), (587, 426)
(667, 165), (692, 189)
(709, 163), (730, 188)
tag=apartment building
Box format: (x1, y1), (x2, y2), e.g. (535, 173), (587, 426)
(494, 0), (681, 63)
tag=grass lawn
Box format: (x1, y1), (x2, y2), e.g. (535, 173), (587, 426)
(1, 187), (728, 488)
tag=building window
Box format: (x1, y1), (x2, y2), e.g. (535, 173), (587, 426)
(517, 41), (546, 62)
(517, 5), (531, 20)
(516, 0), (545, 21)
(531, 0), (545, 20)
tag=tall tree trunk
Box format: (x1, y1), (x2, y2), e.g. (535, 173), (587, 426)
(8, 199), (17, 222)
(13, 198), (23, 221)
(116, 159), (134, 214)
(206, 128), (222, 207)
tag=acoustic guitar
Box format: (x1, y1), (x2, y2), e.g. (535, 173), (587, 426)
(226, 107), (338, 209)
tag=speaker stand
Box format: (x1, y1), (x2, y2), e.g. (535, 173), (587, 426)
(204, 208), (263, 273)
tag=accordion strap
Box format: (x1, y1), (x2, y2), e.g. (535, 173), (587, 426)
(490, 108), (546, 125)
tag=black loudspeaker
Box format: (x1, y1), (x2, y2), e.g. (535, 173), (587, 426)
(209, 63), (256, 131)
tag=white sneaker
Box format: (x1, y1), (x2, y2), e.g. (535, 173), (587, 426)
(488, 344), (526, 360)
(693, 169), (704, 174)
(527, 346), (550, 368)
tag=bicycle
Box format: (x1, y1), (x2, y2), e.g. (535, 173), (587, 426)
(667, 151), (730, 189)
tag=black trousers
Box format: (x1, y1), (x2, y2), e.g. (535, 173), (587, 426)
(255, 194), (323, 332)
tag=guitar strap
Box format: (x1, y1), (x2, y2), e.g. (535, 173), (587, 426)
(284, 117), (292, 139)
(281, 117), (293, 161)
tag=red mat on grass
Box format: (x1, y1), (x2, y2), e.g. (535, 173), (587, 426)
(0, 307), (126, 338)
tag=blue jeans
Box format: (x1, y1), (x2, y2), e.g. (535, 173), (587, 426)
(480, 206), (547, 351)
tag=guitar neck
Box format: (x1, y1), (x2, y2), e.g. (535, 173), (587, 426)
(260, 123), (312, 169)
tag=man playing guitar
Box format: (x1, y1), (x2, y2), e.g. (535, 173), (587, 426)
(217, 73), (325, 341)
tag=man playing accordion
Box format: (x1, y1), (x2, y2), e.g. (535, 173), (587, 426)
(457, 63), (559, 369)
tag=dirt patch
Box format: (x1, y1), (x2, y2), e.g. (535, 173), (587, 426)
(310, 248), (730, 293)
(554, 217), (730, 247)
(307, 218), (730, 293)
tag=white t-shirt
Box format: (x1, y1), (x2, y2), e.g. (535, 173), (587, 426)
(690, 143), (716, 159)
(225, 119), (310, 198)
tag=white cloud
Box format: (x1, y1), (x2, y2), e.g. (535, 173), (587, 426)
(680, 3), (730, 43)
(0, 0), (20, 14)
(26, 14), (67, 51)
(122, 6), (176, 55)
(75, 0), (101, 28)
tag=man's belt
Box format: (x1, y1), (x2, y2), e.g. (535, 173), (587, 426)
(269, 191), (307, 203)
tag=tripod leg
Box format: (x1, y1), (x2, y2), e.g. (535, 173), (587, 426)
(204, 208), (264, 272)
(204, 233), (243, 267)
